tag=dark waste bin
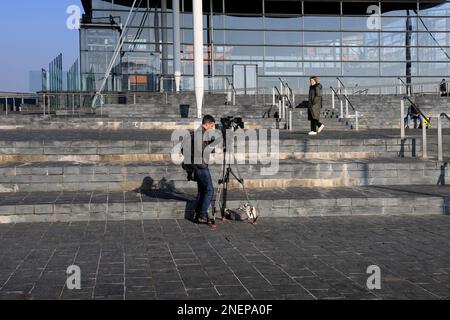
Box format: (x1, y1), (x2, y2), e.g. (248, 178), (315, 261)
(118, 96), (127, 104)
(180, 104), (190, 118)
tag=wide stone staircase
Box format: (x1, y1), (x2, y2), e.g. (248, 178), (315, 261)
(0, 93), (449, 223)
(328, 94), (450, 130)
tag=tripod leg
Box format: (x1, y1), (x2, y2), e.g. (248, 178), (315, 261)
(221, 169), (231, 221)
(213, 185), (222, 222)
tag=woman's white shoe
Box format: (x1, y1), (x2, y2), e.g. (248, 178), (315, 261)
(318, 124), (325, 133)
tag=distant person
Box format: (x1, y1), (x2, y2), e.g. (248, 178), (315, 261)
(308, 76), (324, 136)
(404, 104), (423, 129)
(440, 79), (447, 96)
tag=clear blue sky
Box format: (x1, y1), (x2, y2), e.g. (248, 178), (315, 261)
(0, 0), (83, 92)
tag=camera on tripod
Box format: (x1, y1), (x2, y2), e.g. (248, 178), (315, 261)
(211, 115), (257, 225)
(216, 116), (245, 132)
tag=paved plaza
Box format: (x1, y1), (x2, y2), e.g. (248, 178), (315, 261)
(1, 215), (450, 300)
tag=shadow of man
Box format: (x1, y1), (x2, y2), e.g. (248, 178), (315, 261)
(136, 176), (197, 221)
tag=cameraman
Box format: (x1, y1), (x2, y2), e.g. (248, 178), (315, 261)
(193, 115), (216, 225)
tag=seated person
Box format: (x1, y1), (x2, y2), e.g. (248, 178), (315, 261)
(440, 79), (447, 96)
(404, 104), (423, 129)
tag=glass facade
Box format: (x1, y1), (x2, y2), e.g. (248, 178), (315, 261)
(80, 0), (450, 94)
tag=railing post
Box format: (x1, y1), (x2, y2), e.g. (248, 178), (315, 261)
(72, 94), (75, 115)
(263, 88), (266, 106)
(345, 88), (349, 117)
(285, 106), (289, 130)
(278, 100), (282, 120)
(133, 93), (136, 105)
(232, 90), (236, 106)
(340, 100), (344, 119)
(332, 91), (335, 109)
(355, 111), (359, 131)
(438, 116), (443, 161)
(5, 96), (8, 116)
(289, 109), (293, 131)
(400, 99), (405, 139)
(43, 94), (46, 117)
(100, 94), (104, 117)
(422, 119), (428, 159)
(285, 104), (288, 127)
(272, 87), (275, 106)
(282, 96), (286, 119)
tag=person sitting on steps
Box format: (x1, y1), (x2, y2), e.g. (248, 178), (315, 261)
(440, 79), (448, 97)
(404, 104), (423, 129)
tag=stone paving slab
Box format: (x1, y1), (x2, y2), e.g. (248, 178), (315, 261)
(0, 215), (450, 300)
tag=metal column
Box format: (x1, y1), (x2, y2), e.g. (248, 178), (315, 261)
(173, 0), (181, 92)
(193, 0), (204, 118)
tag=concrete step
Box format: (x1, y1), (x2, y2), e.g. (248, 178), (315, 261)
(0, 129), (439, 162)
(321, 94), (450, 129)
(0, 117), (348, 131)
(0, 185), (448, 223)
(0, 158), (448, 193)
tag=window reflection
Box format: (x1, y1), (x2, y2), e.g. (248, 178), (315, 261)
(81, 1), (450, 92)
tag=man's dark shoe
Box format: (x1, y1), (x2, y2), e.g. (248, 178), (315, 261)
(195, 216), (208, 224)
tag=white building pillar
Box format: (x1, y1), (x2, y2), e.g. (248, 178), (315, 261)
(173, 0), (181, 92)
(161, 0), (168, 91)
(193, 0), (204, 118)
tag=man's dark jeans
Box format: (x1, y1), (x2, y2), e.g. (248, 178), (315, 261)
(195, 167), (214, 219)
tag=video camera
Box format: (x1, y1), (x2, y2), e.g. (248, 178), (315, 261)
(216, 116), (245, 132)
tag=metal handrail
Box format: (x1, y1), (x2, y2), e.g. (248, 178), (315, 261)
(337, 77), (346, 88)
(438, 113), (450, 161)
(398, 77), (408, 87)
(342, 94), (356, 113)
(225, 77), (237, 105)
(337, 77), (346, 89)
(274, 86), (282, 98)
(403, 96), (428, 122)
(330, 86), (356, 112)
(225, 77), (236, 95)
(278, 77), (292, 94)
(330, 86), (362, 130)
(398, 77), (412, 96)
(1, 95), (39, 115)
(353, 89), (369, 95)
(330, 87), (342, 102)
(401, 96), (433, 158)
(279, 78), (296, 108)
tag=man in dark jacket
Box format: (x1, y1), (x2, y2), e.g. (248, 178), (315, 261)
(308, 76), (325, 135)
(192, 115), (216, 226)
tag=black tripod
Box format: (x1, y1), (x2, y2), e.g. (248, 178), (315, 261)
(212, 131), (246, 223)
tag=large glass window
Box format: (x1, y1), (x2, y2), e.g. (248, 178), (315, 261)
(80, 1), (450, 93)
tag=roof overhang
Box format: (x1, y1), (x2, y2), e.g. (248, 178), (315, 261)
(81, 0), (445, 16)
